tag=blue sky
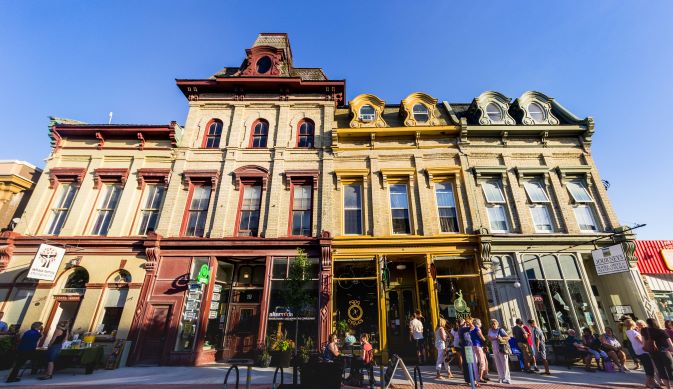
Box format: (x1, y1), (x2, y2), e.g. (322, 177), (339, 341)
(1, 1), (671, 239)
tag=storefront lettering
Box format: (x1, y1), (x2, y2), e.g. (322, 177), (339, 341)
(592, 245), (629, 276)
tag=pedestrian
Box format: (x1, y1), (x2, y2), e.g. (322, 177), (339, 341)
(523, 320), (536, 371)
(458, 318), (479, 387)
(471, 318), (489, 383)
(566, 329), (594, 372)
(582, 328), (609, 370)
(5, 321), (43, 383)
(409, 310), (425, 364)
(0, 311), (8, 333)
(625, 319), (660, 389)
(528, 319), (550, 375)
(599, 327), (628, 372)
(665, 320), (673, 341)
(450, 319), (464, 370)
(434, 318), (450, 379)
(488, 319), (511, 384)
(642, 318), (673, 388)
(512, 319), (533, 373)
(40, 320), (69, 380)
(360, 333), (374, 387)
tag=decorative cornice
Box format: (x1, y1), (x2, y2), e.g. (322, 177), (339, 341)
(349, 94), (387, 128)
(380, 168), (416, 189)
(182, 169), (220, 191)
(284, 170), (319, 191)
(231, 165), (269, 191)
(93, 168), (129, 189)
(0, 231), (17, 271)
(555, 165), (592, 184)
(425, 167), (461, 188)
(400, 92), (440, 126)
(48, 167), (86, 189)
(512, 91), (560, 126)
(472, 166), (507, 179)
(515, 166), (551, 185)
(136, 168), (171, 189)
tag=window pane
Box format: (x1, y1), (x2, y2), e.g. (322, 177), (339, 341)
(523, 180), (550, 203)
(559, 255), (581, 280)
(344, 210), (362, 235)
(540, 255), (562, 279)
(359, 105), (375, 121)
(344, 184), (362, 208)
(501, 255), (515, 278)
(293, 185), (311, 210)
(523, 255), (543, 280)
(528, 102), (545, 122)
(273, 257), (288, 279)
(435, 182), (456, 207)
(412, 103), (429, 123)
(487, 206), (508, 232)
(482, 180), (505, 203)
(389, 184), (409, 208)
(567, 281), (598, 334)
(391, 209), (410, 234)
(567, 180), (593, 202)
(486, 102), (502, 122)
(530, 205), (553, 232)
(574, 205), (597, 231)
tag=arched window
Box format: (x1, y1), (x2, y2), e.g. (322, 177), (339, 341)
(250, 120), (269, 148)
(97, 270), (131, 336)
(203, 120), (222, 148)
(528, 102), (545, 123)
(486, 103), (503, 122)
(412, 104), (429, 123)
(359, 105), (375, 122)
(256, 56), (272, 74)
(64, 267), (89, 290)
(297, 119), (314, 148)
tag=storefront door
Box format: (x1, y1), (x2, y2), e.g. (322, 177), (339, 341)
(386, 288), (417, 359)
(138, 304), (172, 365)
(224, 304), (259, 360)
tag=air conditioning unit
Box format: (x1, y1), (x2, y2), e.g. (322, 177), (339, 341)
(360, 114), (375, 122)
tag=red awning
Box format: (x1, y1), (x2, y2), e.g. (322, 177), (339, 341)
(636, 240), (673, 274)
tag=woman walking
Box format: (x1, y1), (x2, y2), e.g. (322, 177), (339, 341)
(642, 318), (673, 388)
(434, 318), (452, 379)
(471, 318), (489, 383)
(488, 319), (511, 384)
(625, 319), (660, 389)
(40, 320), (69, 380)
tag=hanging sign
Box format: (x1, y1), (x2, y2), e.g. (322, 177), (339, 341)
(454, 290), (471, 320)
(27, 244), (66, 281)
(197, 264), (210, 284)
(592, 244), (629, 276)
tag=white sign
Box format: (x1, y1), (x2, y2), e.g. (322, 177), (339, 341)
(465, 346), (475, 363)
(208, 310), (218, 319)
(592, 244), (629, 276)
(27, 244), (66, 281)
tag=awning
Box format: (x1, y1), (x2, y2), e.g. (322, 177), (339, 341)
(636, 240), (673, 274)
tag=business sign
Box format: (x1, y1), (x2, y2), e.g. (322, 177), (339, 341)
(27, 244), (66, 281)
(592, 244), (629, 276)
(662, 249), (673, 271)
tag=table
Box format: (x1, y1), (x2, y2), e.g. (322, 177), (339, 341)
(34, 346), (105, 374)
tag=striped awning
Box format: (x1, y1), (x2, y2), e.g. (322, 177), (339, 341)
(636, 240), (673, 274)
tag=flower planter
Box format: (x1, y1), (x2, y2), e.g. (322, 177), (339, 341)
(270, 350), (292, 368)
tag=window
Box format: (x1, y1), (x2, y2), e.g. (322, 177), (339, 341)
(486, 103), (503, 122)
(291, 184), (312, 236)
(389, 184), (411, 234)
(256, 56), (272, 73)
(98, 288), (128, 335)
(138, 184), (165, 235)
(203, 120), (222, 148)
(492, 255), (516, 279)
(359, 105), (375, 122)
(566, 179), (598, 232)
(297, 119), (314, 148)
(482, 180), (509, 232)
(523, 180), (553, 232)
(238, 184), (262, 236)
(45, 183), (78, 235)
(91, 184), (122, 236)
(412, 103), (429, 123)
(343, 184), (363, 235)
(528, 102), (545, 122)
(435, 182), (459, 232)
(184, 184), (211, 237)
(250, 120), (269, 148)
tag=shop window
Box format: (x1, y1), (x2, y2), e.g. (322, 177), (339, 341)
(183, 184), (211, 237)
(291, 184), (312, 236)
(252, 266), (265, 285)
(333, 259), (378, 350)
(273, 257), (289, 279)
(566, 179), (599, 232)
(238, 184), (262, 236)
(250, 120), (269, 148)
(540, 255), (562, 279)
(523, 256), (543, 280)
(45, 183), (78, 235)
(481, 179), (510, 233)
(297, 119), (314, 148)
(558, 255), (581, 279)
(389, 184), (411, 234)
(343, 184), (363, 235)
(175, 257), (210, 352)
(216, 261), (234, 284)
(203, 119), (222, 148)
(656, 293), (673, 321)
(435, 182), (459, 233)
(3, 272), (37, 328)
(523, 180), (554, 233)
(138, 184), (165, 235)
(492, 255), (516, 279)
(434, 257), (478, 276)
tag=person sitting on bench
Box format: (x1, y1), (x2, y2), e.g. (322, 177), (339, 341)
(566, 329), (594, 372)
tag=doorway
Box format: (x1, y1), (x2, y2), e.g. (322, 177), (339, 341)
(45, 300), (80, 344)
(137, 304), (172, 365)
(223, 304), (259, 360)
(386, 288), (417, 359)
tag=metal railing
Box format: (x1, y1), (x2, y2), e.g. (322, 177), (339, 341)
(272, 366), (284, 389)
(223, 365), (239, 389)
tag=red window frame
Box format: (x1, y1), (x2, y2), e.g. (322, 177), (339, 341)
(249, 119), (269, 148)
(180, 182), (212, 237)
(234, 180), (263, 237)
(201, 119), (223, 148)
(296, 119), (314, 148)
(288, 180), (313, 236)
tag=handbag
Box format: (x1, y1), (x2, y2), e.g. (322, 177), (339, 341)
(497, 328), (512, 355)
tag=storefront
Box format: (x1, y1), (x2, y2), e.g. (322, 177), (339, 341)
(127, 234), (331, 366)
(636, 240), (673, 321)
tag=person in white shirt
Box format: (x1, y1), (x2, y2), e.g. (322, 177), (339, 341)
(409, 310), (425, 363)
(451, 319), (464, 369)
(625, 319), (658, 389)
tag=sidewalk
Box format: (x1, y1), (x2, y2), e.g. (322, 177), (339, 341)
(0, 364), (646, 388)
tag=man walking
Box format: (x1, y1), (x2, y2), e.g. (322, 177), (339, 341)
(409, 310), (425, 364)
(528, 319), (550, 375)
(6, 321), (43, 383)
(512, 319), (533, 373)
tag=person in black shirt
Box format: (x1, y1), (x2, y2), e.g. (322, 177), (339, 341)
(642, 318), (673, 387)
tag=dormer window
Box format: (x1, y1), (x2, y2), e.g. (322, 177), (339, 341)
(256, 56), (272, 74)
(486, 103), (503, 123)
(412, 104), (429, 123)
(528, 102), (545, 123)
(359, 105), (375, 122)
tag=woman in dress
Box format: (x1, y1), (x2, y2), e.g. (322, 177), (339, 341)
(488, 319), (511, 384)
(40, 320), (69, 380)
(642, 318), (673, 388)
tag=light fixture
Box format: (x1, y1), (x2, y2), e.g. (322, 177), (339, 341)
(65, 256), (82, 269)
(513, 281), (521, 288)
(396, 264), (407, 270)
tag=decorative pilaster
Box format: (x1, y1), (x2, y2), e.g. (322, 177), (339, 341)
(318, 230), (332, 349)
(0, 231), (18, 271)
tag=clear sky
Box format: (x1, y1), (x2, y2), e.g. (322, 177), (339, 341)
(1, 1), (671, 239)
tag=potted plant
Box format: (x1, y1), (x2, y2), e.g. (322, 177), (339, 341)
(256, 337), (272, 368)
(270, 331), (294, 368)
(299, 336), (314, 365)
(336, 320), (351, 338)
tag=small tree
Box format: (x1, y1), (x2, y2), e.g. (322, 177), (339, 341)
(283, 248), (313, 319)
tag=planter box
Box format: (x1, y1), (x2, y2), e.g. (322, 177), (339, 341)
(271, 350), (292, 368)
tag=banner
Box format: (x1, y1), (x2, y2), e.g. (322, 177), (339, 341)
(27, 244), (66, 281)
(592, 244), (629, 276)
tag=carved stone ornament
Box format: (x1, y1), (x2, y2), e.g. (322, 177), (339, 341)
(182, 169), (220, 191)
(232, 165), (269, 191)
(93, 168), (129, 189)
(400, 92), (440, 126)
(348, 94), (387, 128)
(143, 231), (162, 273)
(136, 168), (171, 189)
(240, 45), (286, 77)
(471, 91), (516, 125)
(48, 167), (86, 189)
(513, 91), (560, 125)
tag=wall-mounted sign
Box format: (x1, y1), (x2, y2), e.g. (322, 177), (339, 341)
(347, 300), (364, 326)
(213, 284), (222, 293)
(209, 301), (219, 310)
(592, 244), (629, 276)
(197, 264), (210, 284)
(208, 310), (218, 319)
(27, 244), (66, 281)
(662, 249), (673, 271)
(211, 293), (221, 301)
(454, 290), (471, 319)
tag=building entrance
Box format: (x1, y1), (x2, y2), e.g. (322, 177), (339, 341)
(385, 287), (417, 360)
